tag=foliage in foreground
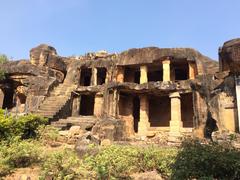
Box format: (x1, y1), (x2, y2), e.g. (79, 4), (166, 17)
(1, 113), (240, 179)
(84, 145), (177, 179)
(40, 148), (92, 180)
(0, 138), (43, 176)
(0, 110), (48, 141)
(39, 145), (177, 179)
(171, 139), (240, 179)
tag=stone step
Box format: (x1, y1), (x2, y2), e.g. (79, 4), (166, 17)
(37, 110), (58, 114)
(39, 106), (61, 110)
(39, 103), (66, 107)
(44, 97), (69, 101)
(51, 116), (97, 130)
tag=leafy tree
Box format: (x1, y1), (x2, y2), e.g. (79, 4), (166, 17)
(0, 54), (8, 80)
(0, 54), (8, 64)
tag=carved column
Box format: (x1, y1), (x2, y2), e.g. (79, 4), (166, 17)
(188, 62), (196, 80)
(0, 89), (4, 108)
(162, 59), (171, 81)
(169, 92), (183, 137)
(117, 67), (124, 83)
(91, 68), (97, 86)
(138, 95), (150, 136)
(105, 69), (109, 83)
(72, 96), (81, 116)
(140, 65), (148, 84)
(94, 93), (103, 117)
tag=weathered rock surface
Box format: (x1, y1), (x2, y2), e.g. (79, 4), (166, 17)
(30, 44), (66, 73)
(92, 118), (125, 142)
(219, 38), (240, 72)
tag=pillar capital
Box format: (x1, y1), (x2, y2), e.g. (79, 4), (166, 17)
(169, 92), (180, 99)
(162, 59), (171, 64)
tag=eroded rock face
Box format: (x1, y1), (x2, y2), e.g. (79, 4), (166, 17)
(30, 44), (57, 65)
(219, 38), (240, 72)
(30, 44), (66, 73)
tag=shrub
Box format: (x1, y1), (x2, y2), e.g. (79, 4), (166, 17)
(83, 145), (177, 179)
(40, 148), (90, 179)
(84, 145), (139, 179)
(0, 111), (48, 141)
(0, 139), (43, 176)
(137, 146), (177, 177)
(37, 125), (60, 144)
(171, 139), (240, 179)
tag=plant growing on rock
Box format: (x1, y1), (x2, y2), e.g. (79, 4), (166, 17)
(0, 54), (8, 80)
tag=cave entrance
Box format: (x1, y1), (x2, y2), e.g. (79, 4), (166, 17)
(80, 68), (92, 86)
(118, 92), (140, 134)
(133, 96), (140, 133)
(124, 67), (140, 84)
(97, 67), (107, 85)
(147, 65), (163, 82)
(79, 94), (95, 116)
(181, 93), (194, 127)
(17, 93), (26, 105)
(171, 60), (189, 81)
(2, 87), (15, 109)
(149, 95), (171, 127)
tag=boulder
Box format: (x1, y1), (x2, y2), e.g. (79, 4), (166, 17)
(75, 132), (100, 157)
(92, 117), (125, 141)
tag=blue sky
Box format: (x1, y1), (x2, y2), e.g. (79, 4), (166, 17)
(0, 0), (240, 60)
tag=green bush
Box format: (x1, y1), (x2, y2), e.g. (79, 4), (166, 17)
(171, 139), (240, 179)
(0, 111), (48, 141)
(137, 146), (177, 177)
(40, 148), (91, 180)
(84, 145), (139, 179)
(0, 139), (43, 176)
(83, 145), (177, 179)
(37, 125), (60, 144)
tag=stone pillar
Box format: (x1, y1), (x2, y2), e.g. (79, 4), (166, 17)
(94, 93), (104, 117)
(169, 92), (183, 138)
(91, 68), (97, 86)
(0, 89), (4, 108)
(72, 96), (80, 116)
(140, 65), (148, 84)
(188, 62), (196, 80)
(138, 95), (150, 136)
(116, 67), (124, 83)
(162, 60), (171, 81)
(109, 90), (118, 117)
(105, 69), (109, 83)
